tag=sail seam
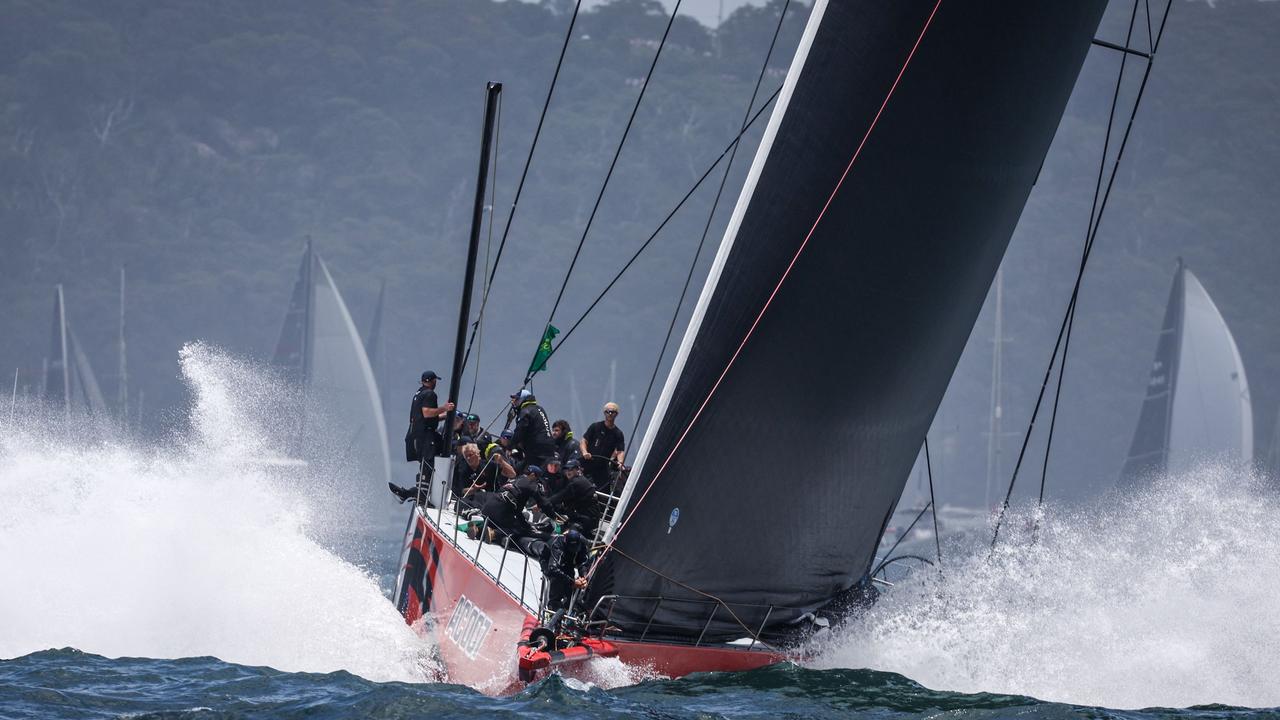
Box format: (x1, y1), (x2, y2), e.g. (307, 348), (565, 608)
(602, 0), (945, 556)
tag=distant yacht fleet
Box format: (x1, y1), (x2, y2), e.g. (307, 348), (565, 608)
(15, 254), (1272, 495)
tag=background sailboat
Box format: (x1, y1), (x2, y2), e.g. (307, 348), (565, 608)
(1120, 259), (1253, 484)
(273, 242), (392, 509)
(44, 284), (108, 417)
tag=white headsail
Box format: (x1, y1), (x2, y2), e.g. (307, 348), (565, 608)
(1121, 261), (1253, 482)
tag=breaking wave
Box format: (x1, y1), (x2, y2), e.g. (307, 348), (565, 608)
(0, 343), (435, 683)
(813, 465), (1280, 709)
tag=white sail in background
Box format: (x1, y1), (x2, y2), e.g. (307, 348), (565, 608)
(1121, 262), (1252, 483)
(273, 244), (392, 499)
(1167, 269), (1252, 471)
(67, 327), (108, 416)
(45, 284), (108, 417)
(310, 256), (392, 489)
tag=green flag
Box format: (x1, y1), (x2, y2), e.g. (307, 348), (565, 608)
(527, 324), (560, 376)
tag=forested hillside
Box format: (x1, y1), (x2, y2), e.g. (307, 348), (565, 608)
(2, 0), (1277, 503)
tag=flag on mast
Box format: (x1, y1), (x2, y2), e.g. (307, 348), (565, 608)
(527, 324), (559, 376)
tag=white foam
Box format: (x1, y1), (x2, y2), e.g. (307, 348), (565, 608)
(812, 466), (1280, 709)
(0, 344), (436, 683)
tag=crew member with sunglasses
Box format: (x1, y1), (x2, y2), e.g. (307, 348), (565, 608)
(579, 402), (626, 492)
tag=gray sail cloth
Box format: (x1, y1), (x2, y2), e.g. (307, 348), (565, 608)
(274, 247), (392, 491)
(1121, 263), (1252, 484)
(45, 285), (108, 416)
(1120, 266), (1183, 481)
(591, 0), (1107, 643)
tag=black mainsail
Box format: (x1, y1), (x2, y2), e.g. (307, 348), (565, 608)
(591, 0), (1109, 642)
(1120, 261), (1252, 484)
(1119, 262), (1184, 481)
(273, 242), (314, 385)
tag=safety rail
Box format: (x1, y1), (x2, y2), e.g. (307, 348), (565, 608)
(409, 458), (628, 620)
(586, 594), (815, 651)
(419, 494), (547, 615)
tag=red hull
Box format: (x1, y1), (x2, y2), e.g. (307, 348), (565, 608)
(394, 508), (784, 694)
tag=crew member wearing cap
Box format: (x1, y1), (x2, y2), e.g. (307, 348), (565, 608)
(544, 458), (603, 536)
(580, 402), (626, 493)
(462, 413), (493, 452)
(532, 523), (591, 612)
(541, 453), (567, 495)
(390, 370), (455, 504)
(413, 371), (454, 455)
(510, 389), (557, 468)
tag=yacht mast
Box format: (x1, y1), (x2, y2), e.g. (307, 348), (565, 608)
(986, 265), (1005, 509)
(117, 266), (129, 430)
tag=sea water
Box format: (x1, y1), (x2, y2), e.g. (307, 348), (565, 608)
(1, 345), (1277, 718)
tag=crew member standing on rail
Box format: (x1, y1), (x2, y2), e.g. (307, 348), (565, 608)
(389, 370), (454, 504)
(580, 402), (626, 492)
(510, 389), (557, 467)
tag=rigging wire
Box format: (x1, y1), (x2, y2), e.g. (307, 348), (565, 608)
(468, 90), (502, 411)
(459, 0), (583, 380)
(606, 545), (765, 642)
(1033, 2), (1140, 511)
(871, 501), (933, 578)
(629, 0), (794, 444)
(476, 86), (784, 436)
(989, 0), (1173, 552)
(519, 84), (783, 379)
(925, 436), (942, 570)
(533, 0), (685, 375)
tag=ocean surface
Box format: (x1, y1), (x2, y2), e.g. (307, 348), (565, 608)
(7, 650), (1278, 720)
(3, 345), (1278, 718)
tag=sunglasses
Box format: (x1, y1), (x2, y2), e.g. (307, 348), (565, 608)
(604, 410), (618, 415)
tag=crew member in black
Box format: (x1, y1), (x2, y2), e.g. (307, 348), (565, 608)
(498, 429), (522, 467)
(452, 442), (515, 507)
(580, 402), (626, 492)
(390, 370), (455, 503)
(510, 389), (557, 467)
(533, 524), (591, 611)
(463, 413), (493, 451)
(541, 453), (566, 495)
(474, 488), (532, 546)
(544, 458), (603, 536)
(412, 371), (453, 457)
(551, 419), (577, 464)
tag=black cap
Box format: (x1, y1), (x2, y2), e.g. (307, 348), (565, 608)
(563, 458), (580, 470)
(421, 370), (441, 381)
(545, 453), (562, 467)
